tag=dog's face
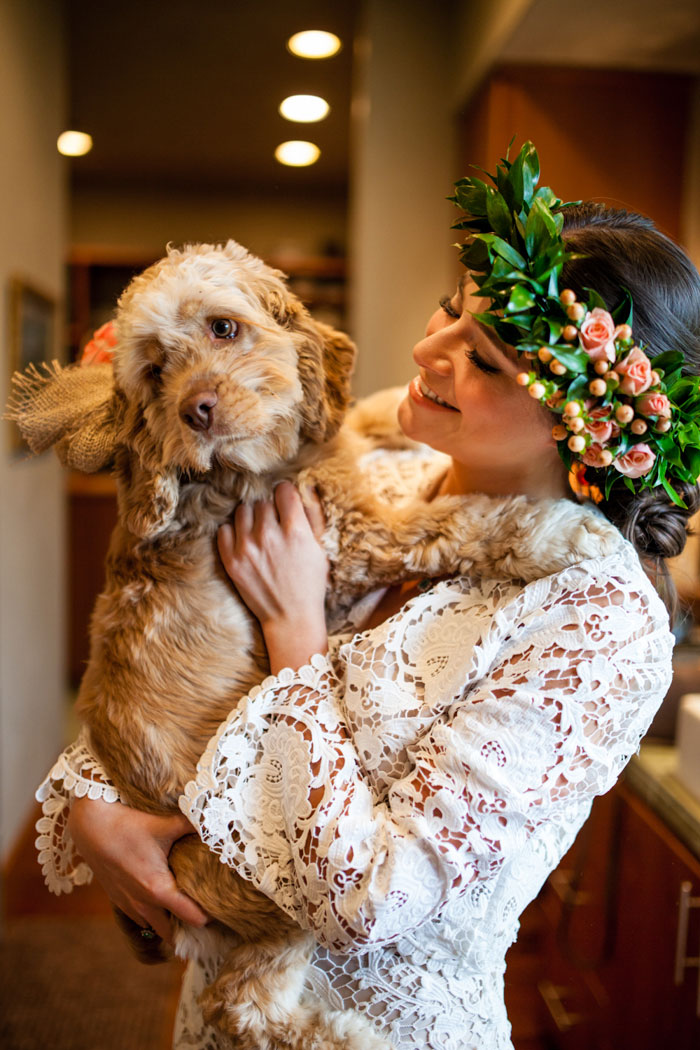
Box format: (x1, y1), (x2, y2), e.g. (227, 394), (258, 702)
(114, 240), (355, 477)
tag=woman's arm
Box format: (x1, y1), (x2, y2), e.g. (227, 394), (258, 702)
(67, 797), (206, 942)
(182, 558), (673, 953)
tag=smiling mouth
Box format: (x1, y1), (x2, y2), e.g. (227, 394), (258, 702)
(413, 376), (458, 410)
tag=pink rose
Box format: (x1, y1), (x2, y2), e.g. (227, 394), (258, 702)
(80, 320), (117, 366)
(614, 346), (653, 395)
(582, 443), (611, 469)
(579, 308), (616, 363)
(584, 406), (619, 445)
(636, 391), (671, 419)
(613, 442), (656, 479)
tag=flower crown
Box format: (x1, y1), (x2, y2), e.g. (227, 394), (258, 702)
(449, 141), (700, 507)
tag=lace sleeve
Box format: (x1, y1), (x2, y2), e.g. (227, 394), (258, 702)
(181, 565), (672, 955)
(34, 727), (122, 894)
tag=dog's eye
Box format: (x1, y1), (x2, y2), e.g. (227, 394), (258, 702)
(149, 363), (163, 382)
(211, 318), (239, 340)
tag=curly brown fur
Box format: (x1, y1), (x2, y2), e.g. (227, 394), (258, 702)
(16, 240), (624, 1050)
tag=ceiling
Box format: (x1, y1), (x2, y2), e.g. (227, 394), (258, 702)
(501, 0), (700, 74)
(65, 0), (700, 197)
(65, 0), (359, 193)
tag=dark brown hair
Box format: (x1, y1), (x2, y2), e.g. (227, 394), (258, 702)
(560, 203), (700, 615)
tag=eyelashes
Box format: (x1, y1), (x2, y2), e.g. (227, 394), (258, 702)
(466, 348), (499, 375)
(440, 295), (499, 375)
(439, 295), (460, 319)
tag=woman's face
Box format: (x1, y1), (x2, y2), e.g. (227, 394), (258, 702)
(397, 280), (569, 498)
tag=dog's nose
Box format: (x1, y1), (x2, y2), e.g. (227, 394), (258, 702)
(180, 390), (218, 431)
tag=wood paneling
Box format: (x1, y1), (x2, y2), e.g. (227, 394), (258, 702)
(457, 65), (694, 240)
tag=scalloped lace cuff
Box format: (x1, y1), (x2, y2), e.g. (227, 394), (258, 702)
(35, 730), (122, 895)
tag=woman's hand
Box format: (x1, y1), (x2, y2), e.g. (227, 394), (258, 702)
(67, 795), (209, 943)
(217, 482), (329, 672)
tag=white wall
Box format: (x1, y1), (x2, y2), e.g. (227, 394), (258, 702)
(348, 0), (457, 397)
(0, 0), (67, 860)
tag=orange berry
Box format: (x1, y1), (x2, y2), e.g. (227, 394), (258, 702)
(568, 435), (586, 453)
(550, 360), (567, 375)
(560, 289), (577, 306)
(528, 382), (546, 399)
(516, 372), (531, 386)
(631, 419), (648, 435)
(615, 404), (634, 424)
(566, 302), (585, 322)
(589, 379), (607, 397)
(552, 425), (568, 441)
(538, 346), (553, 363)
(563, 325), (578, 342)
(594, 360), (609, 375)
(655, 418), (672, 433)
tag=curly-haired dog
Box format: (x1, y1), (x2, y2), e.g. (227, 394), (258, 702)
(8, 240), (618, 1050)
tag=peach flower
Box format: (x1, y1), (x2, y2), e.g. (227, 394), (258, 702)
(613, 443), (656, 479)
(582, 443), (612, 469)
(80, 321), (117, 366)
(579, 308), (616, 363)
(584, 406), (620, 445)
(614, 346), (653, 395)
(636, 391), (671, 419)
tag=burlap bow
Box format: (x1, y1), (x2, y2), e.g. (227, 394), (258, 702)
(5, 362), (119, 472)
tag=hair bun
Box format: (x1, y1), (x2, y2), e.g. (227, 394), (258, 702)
(604, 483), (700, 560)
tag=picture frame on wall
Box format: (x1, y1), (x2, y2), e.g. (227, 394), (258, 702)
(8, 277), (57, 452)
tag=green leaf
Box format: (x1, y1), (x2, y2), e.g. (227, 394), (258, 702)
(520, 141), (540, 191)
(524, 197), (559, 258)
(585, 288), (609, 312)
(459, 238), (490, 271)
(566, 374), (589, 401)
(505, 284), (536, 313)
(479, 234), (527, 269)
(486, 190), (513, 239)
(552, 345), (588, 372)
(660, 473), (686, 507)
(683, 447), (700, 479)
(650, 350), (684, 372)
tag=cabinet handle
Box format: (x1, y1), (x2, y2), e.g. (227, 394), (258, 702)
(537, 979), (586, 1032)
(674, 880), (700, 1018)
(548, 867), (592, 906)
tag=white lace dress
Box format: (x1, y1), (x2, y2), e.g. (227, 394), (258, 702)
(35, 451), (674, 1050)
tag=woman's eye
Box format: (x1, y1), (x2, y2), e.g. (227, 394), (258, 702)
(466, 348), (499, 375)
(211, 318), (239, 339)
(439, 295), (460, 319)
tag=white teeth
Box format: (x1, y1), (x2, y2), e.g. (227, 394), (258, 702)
(419, 377), (454, 408)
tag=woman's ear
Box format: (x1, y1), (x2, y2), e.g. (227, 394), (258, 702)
(5, 362), (119, 471)
(277, 297), (357, 443)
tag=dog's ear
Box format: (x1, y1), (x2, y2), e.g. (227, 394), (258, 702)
(114, 400), (180, 540)
(270, 295), (356, 443)
(5, 362), (119, 471)
(116, 451), (180, 540)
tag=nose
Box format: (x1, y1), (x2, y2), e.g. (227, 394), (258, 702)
(179, 386), (218, 431)
(413, 329), (455, 377)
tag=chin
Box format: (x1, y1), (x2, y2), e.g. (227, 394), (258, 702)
(397, 392), (418, 440)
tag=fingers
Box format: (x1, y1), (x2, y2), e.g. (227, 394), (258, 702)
(301, 487), (326, 540)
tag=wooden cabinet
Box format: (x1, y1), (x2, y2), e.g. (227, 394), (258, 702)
(527, 782), (700, 1048)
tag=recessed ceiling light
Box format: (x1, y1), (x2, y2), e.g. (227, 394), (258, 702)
(287, 30), (341, 59)
(274, 140), (321, 167)
(57, 130), (93, 157)
(279, 94), (330, 123)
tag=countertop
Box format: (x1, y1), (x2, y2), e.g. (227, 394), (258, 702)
(625, 741), (700, 859)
